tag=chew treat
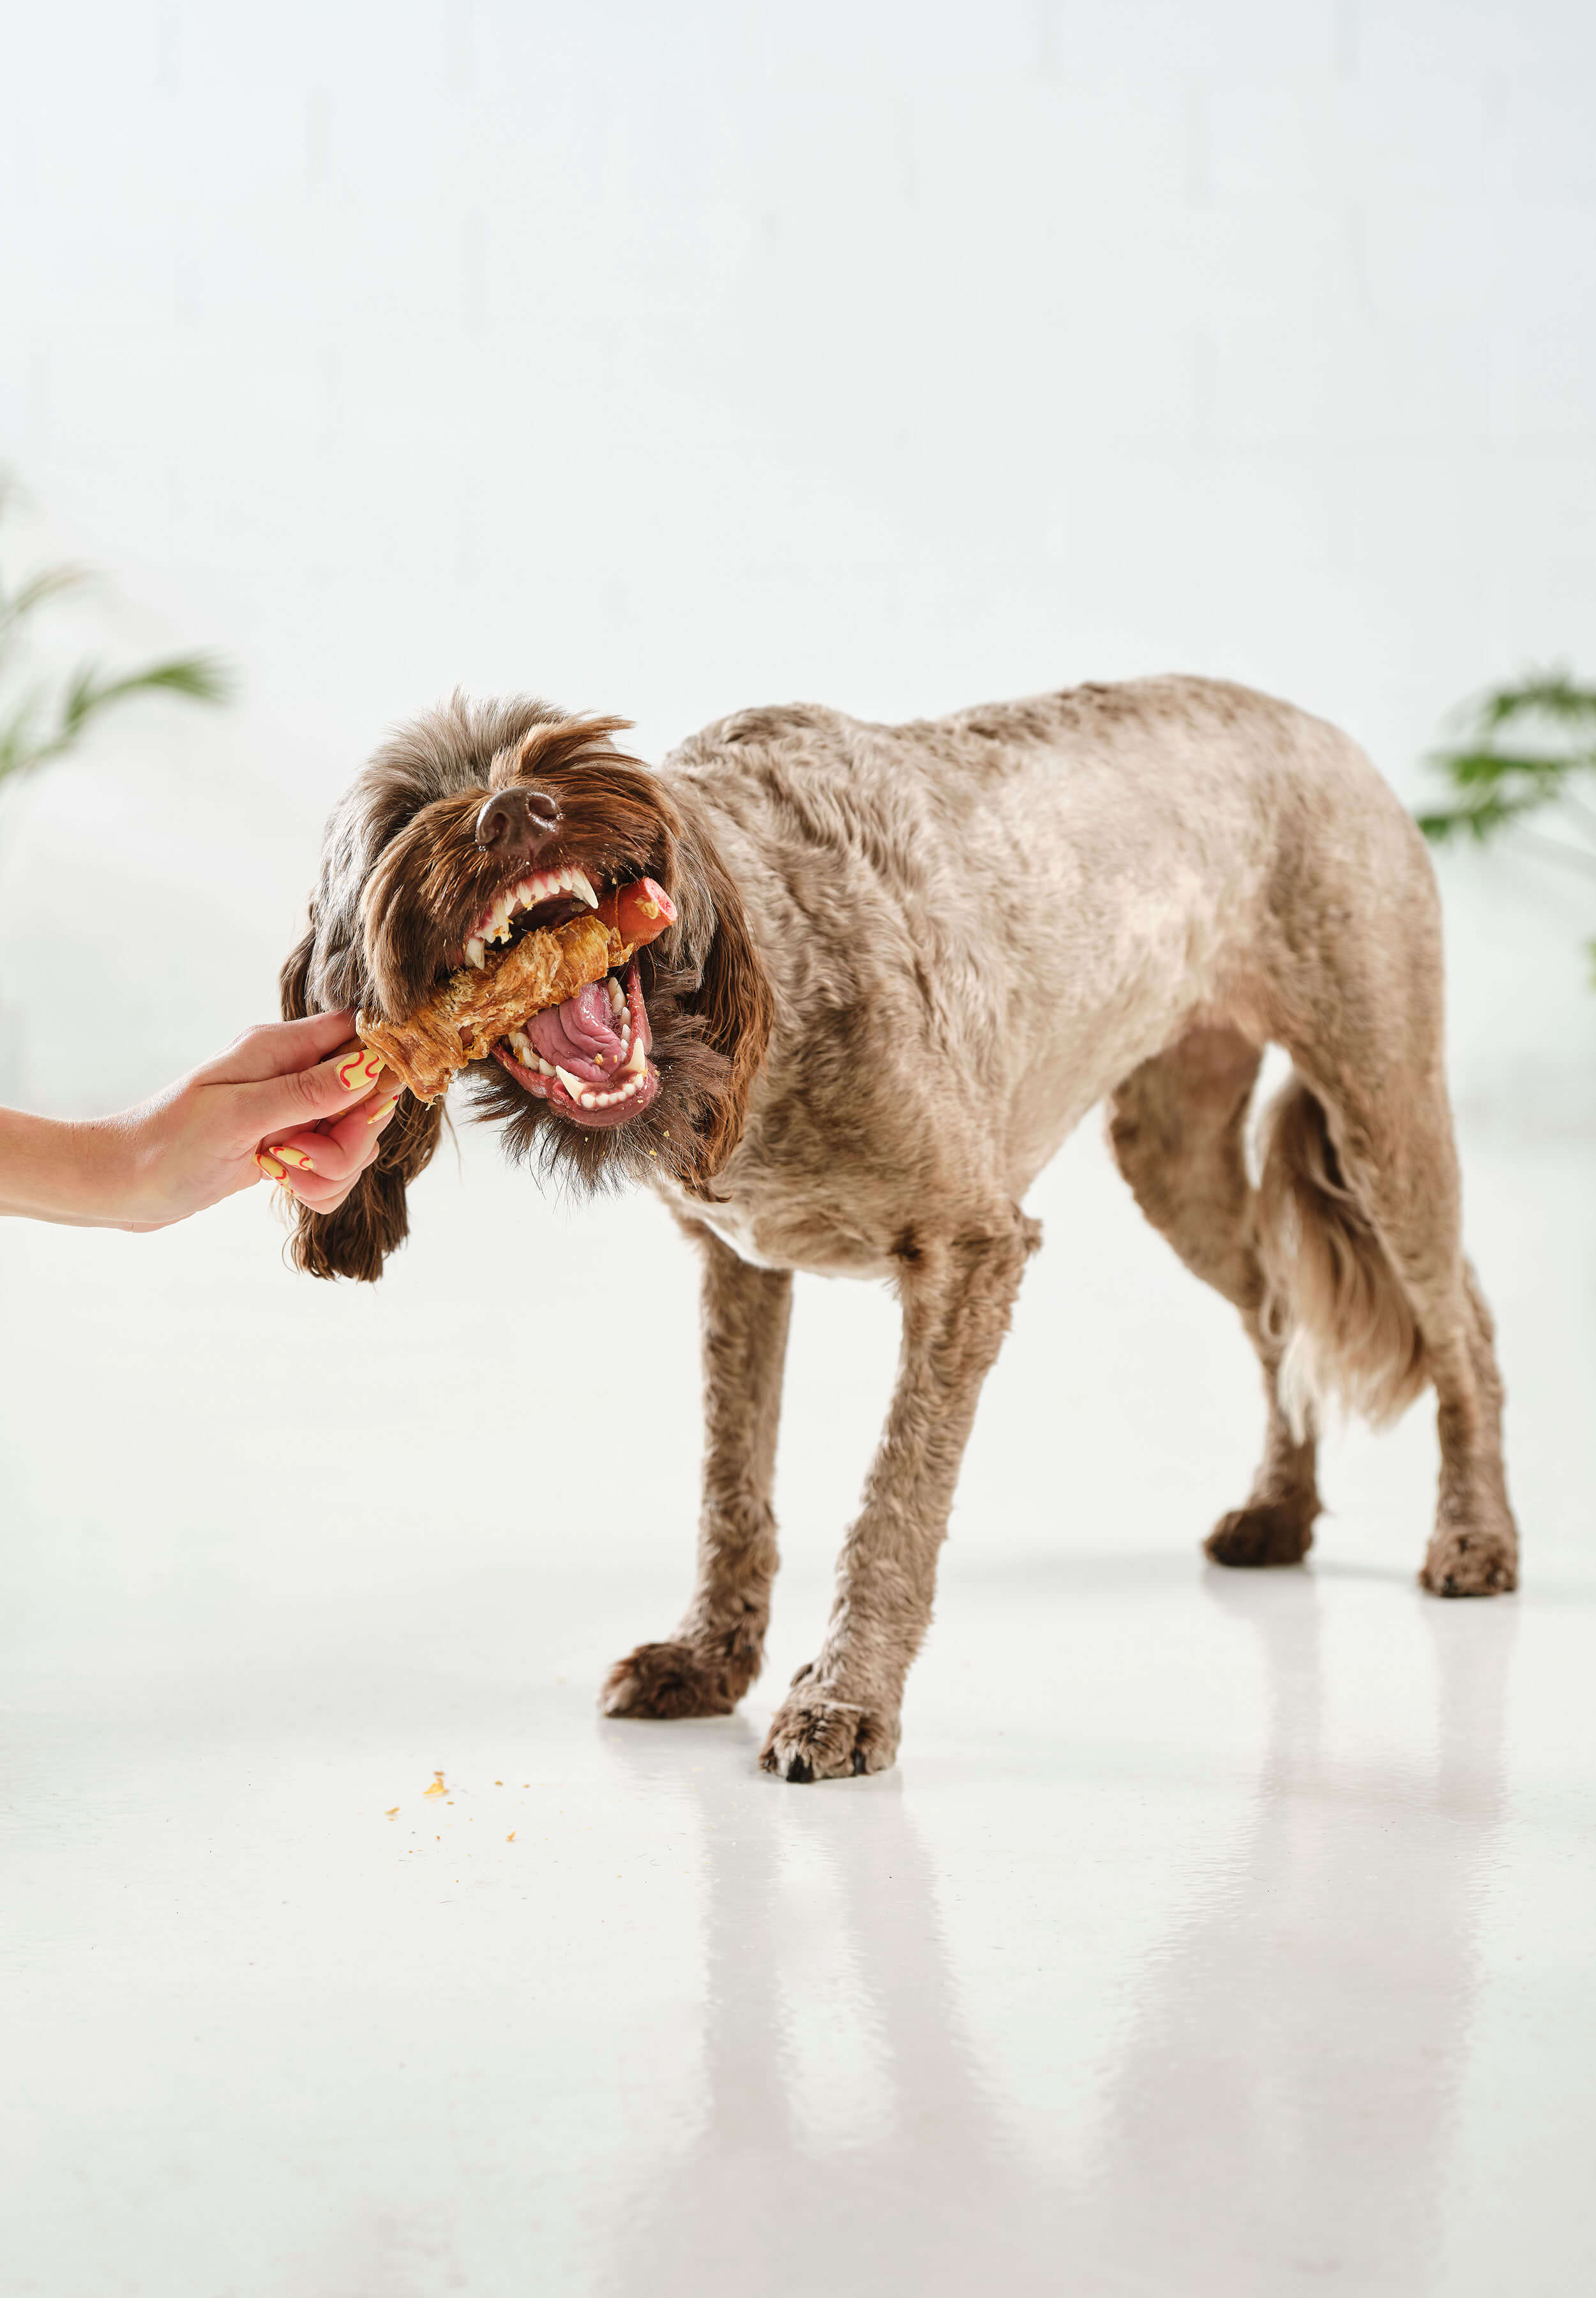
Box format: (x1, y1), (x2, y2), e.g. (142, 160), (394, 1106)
(356, 875), (674, 1103)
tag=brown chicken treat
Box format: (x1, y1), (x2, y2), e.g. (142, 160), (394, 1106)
(356, 913), (619, 1101)
(355, 878), (676, 1102)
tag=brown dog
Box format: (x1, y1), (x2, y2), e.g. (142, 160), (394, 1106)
(282, 679), (1518, 1780)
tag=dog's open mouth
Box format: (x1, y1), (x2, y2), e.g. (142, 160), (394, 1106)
(358, 866), (674, 1123)
(492, 956), (658, 1125)
(465, 869), (663, 1127)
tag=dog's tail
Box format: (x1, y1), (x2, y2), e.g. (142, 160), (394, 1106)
(1257, 1073), (1429, 1438)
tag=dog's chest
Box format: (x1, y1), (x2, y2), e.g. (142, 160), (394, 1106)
(650, 1162), (905, 1279)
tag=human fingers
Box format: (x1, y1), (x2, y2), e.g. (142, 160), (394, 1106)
(257, 1160), (365, 1216)
(236, 1041), (389, 1138)
(259, 1092), (398, 1190)
(198, 1010), (358, 1086)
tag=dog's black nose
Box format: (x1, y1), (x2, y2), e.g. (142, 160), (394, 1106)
(474, 785), (561, 862)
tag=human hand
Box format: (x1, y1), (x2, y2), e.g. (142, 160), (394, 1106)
(112, 1010), (403, 1229)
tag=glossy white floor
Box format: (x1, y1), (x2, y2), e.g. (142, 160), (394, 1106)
(3, 1113), (1592, 2297)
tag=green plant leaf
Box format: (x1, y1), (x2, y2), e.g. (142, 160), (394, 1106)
(1433, 747), (1578, 789)
(1476, 672), (1596, 730)
(57, 652), (234, 737)
(0, 488), (234, 795)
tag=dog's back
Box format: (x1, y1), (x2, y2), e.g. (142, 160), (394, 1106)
(657, 675), (1433, 1246)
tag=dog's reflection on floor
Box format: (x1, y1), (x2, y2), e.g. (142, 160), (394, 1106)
(597, 1568), (1514, 2298)
(598, 1710), (1051, 2294)
(1076, 1570), (1515, 2297)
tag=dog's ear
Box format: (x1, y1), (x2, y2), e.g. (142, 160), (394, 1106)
(672, 828), (774, 1185)
(278, 917), (444, 1282)
(285, 1093), (445, 1282)
(280, 922), (317, 1025)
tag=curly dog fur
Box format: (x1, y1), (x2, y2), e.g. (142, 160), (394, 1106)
(283, 675), (1519, 1778)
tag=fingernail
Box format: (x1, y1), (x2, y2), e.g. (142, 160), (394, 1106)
(338, 1047), (382, 1091)
(365, 1094), (400, 1127)
(275, 1146), (317, 1173)
(255, 1150), (287, 1181)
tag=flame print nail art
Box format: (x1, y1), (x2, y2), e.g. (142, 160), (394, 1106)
(338, 1046), (383, 1091)
(255, 1150), (288, 1181)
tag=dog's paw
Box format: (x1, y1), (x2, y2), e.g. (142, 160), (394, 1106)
(1205, 1498), (1317, 1570)
(599, 1635), (755, 1720)
(760, 1680), (898, 1782)
(1419, 1521), (1518, 1598)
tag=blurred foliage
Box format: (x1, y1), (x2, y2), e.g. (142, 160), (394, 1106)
(1419, 670), (1596, 988)
(0, 479), (231, 793)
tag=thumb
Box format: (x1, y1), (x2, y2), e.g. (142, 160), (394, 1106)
(234, 1041), (388, 1138)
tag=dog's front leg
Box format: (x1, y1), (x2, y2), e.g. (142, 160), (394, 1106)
(762, 1210), (1039, 1782)
(601, 1222), (793, 1720)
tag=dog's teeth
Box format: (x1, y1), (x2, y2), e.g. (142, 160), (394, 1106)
(617, 1032), (647, 1078)
(606, 977), (625, 1014)
(569, 869), (599, 908)
(554, 1065), (586, 1101)
(465, 937), (486, 968)
(538, 1056), (555, 1077)
(580, 1092), (598, 1109)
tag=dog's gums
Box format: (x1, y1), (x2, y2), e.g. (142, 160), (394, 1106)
(460, 864), (601, 968)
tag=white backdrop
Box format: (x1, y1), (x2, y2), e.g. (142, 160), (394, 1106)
(3, 0), (1595, 1118)
(4, 31), (1596, 2289)
(0, 1), (1591, 1596)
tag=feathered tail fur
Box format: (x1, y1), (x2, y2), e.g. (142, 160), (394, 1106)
(1258, 1075), (1429, 1438)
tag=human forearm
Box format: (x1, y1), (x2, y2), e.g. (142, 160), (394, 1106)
(0, 1016), (400, 1234)
(0, 1109), (145, 1226)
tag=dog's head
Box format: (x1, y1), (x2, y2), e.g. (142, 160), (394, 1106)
(282, 693), (772, 1280)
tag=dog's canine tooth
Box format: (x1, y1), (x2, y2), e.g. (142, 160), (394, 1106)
(554, 1065), (586, 1102)
(569, 869), (599, 908)
(465, 937), (486, 968)
(617, 1032), (647, 1078)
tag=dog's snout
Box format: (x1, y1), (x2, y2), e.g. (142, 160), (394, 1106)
(474, 786), (561, 861)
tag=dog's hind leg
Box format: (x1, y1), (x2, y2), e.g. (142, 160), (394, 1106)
(601, 1224), (793, 1719)
(761, 1206), (1040, 1782)
(1106, 1025), (1321, 1568)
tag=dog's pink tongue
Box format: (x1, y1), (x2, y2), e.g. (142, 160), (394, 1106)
(527, 980), (622, 1079)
